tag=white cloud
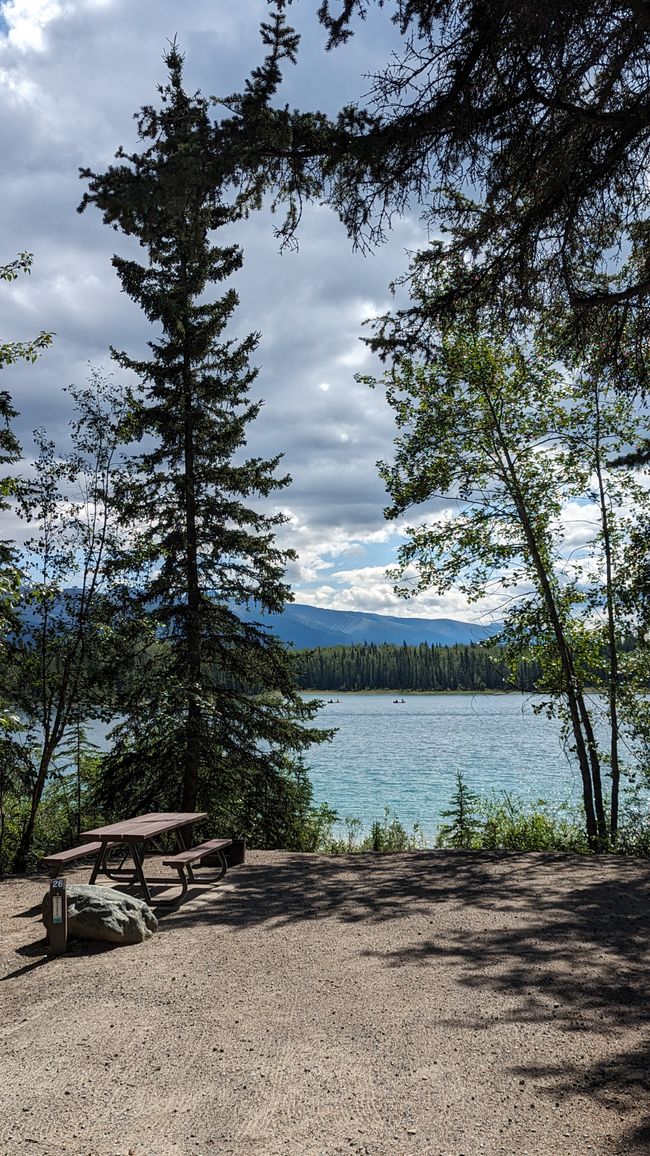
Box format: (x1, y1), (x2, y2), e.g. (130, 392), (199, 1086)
(0, 0), (79, 53)
(3, 0), (624, 629)
(297, 573), (507, 623)
(556, 500), (601, 549)
(336, 341), (370, 369)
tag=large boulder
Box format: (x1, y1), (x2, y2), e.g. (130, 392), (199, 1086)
(42, 884), (158, 945)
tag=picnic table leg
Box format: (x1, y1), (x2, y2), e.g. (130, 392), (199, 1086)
(149, 867), (189, 905)
(88, 843), (106, 886)
(129, 841), (153, 905)
(196, 845), (228, 882)
(175, 827), (197, 883)
(88, 841), (125, 886)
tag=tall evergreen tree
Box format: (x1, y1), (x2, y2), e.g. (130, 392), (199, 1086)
(79, 48), (329, 837)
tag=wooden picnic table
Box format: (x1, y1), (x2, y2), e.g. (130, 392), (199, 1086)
(78, 811), (225, 905)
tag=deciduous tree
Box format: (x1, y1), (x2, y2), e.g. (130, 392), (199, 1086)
(0, 252), (52, 623)
(367, 320), (649, 847)
(4, 374), (128, 871)
(0, 253), (53, 865)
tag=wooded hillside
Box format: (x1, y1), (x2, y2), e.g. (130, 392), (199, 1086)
(294, 641), (539, 692)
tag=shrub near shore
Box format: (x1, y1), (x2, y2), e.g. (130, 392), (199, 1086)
(309, 773), (650, 856)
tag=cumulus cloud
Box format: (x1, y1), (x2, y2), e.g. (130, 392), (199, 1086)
(0, 0), (437, 616)
(1, 1), (609, 626)
(1, 0), (75, 54)
(298, 566), (509, 624)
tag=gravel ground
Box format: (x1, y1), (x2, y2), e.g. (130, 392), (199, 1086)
(1, 850), (649, 1156)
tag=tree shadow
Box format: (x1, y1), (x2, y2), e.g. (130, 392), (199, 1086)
(159, 850), (650, 1150)
(6, 850), (648, 1148)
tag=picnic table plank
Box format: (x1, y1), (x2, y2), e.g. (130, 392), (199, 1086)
(42, 841), (116, 875)
(80, 812), (208, 843)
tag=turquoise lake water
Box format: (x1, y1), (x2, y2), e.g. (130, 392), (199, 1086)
(82, 692), (623, 842)
(302, 693), (588, 840)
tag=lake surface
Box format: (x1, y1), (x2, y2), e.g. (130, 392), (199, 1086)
(77, 692), (609, 842)
(303, 693), (586, 840)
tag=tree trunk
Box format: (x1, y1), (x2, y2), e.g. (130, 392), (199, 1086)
(493, 412), (603, 847)
(181, 335), (201, 813)
(593, 405), (620, 840)
(11, 740), (57, 871)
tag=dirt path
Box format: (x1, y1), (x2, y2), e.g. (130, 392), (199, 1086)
(1, 851), (649, 1156)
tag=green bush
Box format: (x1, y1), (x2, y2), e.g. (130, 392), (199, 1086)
(285, 801), (340, 852)
(321, 807), (426, 854)
(435, 771), (593, 853)
(478, 792), (589, 852)
(0, 754), (106, 873)
(615, 777), (650, 856)
(365, 808), (425, 852)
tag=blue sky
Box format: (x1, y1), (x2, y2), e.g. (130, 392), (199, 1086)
(0, 0), (551, 625)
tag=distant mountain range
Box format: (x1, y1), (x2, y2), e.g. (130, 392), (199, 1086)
(19, 591), (498, 649)
(240, 602), (500, 649)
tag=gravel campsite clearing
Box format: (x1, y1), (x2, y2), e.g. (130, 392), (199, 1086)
(1, 850), (648, 1156)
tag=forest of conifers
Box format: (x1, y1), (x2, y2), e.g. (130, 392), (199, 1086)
(294, 642), (539, 692)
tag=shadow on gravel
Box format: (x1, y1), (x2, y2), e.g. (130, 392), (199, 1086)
(12, 901), (43, 919)
(160, 850), (650, 1151)
(2, 927), (122, 981)
(1, 940), (51, 980)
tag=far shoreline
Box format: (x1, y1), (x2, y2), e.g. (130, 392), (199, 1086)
(300, 688), (531, 696)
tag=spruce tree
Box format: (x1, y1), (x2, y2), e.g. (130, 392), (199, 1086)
(79, 47), (329, 838)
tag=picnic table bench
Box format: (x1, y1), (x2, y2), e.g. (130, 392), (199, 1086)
(163, 837), (232, 896)
(42, 836), (109, 869)
(43, 813), (234, 906)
